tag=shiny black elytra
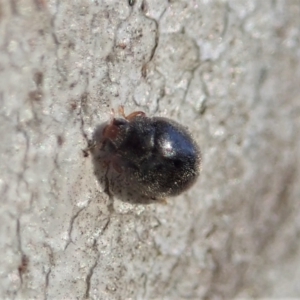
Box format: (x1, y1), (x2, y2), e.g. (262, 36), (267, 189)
(93, 107), (201, 202)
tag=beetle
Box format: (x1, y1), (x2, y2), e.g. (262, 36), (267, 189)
(91, 106), (201, 202)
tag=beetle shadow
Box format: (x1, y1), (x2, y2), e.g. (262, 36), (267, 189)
(89, 124), (161, 205)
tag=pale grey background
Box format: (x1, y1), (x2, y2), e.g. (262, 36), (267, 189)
(0, 0), (300, 299)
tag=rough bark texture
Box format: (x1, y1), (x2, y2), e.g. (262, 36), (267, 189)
(0, 0), (300, 299)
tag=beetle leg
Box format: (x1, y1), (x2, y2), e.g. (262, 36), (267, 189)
(101, 156), (123, 173)
(102, 122), (120, 140)
(118, 105), (146, 121)
(111, 159), (123, 173)
(158, 198), (168, 205)
(125, 111), (146, 121)
(118, 105), (126, 118)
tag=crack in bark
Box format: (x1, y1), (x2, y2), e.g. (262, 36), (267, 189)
(16, 219), (28, 287)
(84, 217), (111, 298)
(43, 243), (55, 300)
(84, 257), (99, 299)
(146, 18), (159, 63)
(64, 206), (87, 251)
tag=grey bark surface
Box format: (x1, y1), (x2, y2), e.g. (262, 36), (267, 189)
(0, 0), (300, 299)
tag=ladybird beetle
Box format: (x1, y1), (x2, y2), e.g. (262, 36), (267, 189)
(91, 107), (201, 202)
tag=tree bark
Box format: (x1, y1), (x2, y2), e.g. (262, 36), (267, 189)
(0, 0), (299, 299)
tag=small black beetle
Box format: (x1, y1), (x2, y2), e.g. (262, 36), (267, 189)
(93, 107), (201, 202)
